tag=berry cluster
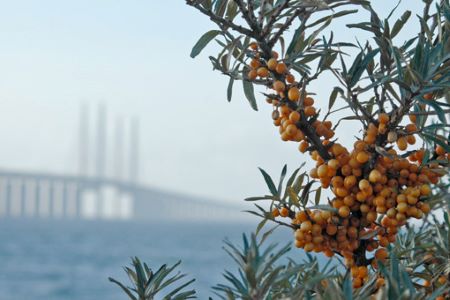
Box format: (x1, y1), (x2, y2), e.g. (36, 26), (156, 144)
(246, 42), (449, 288)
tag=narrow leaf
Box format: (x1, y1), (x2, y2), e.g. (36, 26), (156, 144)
(258, 168), (278, 196)
(391, 10), (411, 38)
(314, 187), (322, 205)
(243, 80), (258, 110)
(190, 30), (221, 58)
(227, 77), (234, 102)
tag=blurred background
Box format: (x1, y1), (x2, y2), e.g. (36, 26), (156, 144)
(0, 1), (425, 299)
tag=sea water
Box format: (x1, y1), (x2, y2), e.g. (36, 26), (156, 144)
(0, 219), (295, 299)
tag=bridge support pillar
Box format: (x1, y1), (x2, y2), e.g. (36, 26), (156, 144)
(48, 182), (54, 218)
(75, 185), (82, 219)
(20, 179), (26, 217)
(35, 180), (41, 218)
(23, 180), (36, 218)
(0, 178), (7, 217)
(5, 179), (12, 217)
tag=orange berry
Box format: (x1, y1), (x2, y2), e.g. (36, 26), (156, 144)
(317, 165), (329, 178)
(360, 204), (370, 213)
(437, 276), (447, 285)
(280, 207), (289, 217)
(387, 131), (397, 143)
(379, 236), (389, 247)
(275, 62), (287, 74)
(311, 224), (322, 235)
(288, 87), (300, 101)
(424, 93), (433, 100)
(281, 132), (291, 141)
(397, 137), (407, 151)
(367, 123), (377, 134)
(359, 179), (371, 191)
(247, 69), (257, 80)
(386, 207), (397, 218)
(267, 58), (277, 70)
(344, 175), (357, 189)
(249, 42), (258, 50)
(328, 159), (340, 170)
(303, 97), (314, 106)
(299, 141), (309, 153)
(286, 124), (297, 136)
(272, 208), (280, 217)
(295, 239), (305, 248)
(436, 145), (446, 156)
(304, 242), (315, 252)
(334, 187), (348, 197)
(352, 277), (363, 288)
(331, 176), (344, 187)
(407, 135), (416, 145)
(256, 67), (269, 77)
(273, 80), (285, 92)
(379, 113), (389, 124)
(326, 224), (337, 235)
(375, 248), (388, 260)
(250, 58), (260, 69)
(367, 211), (377, 223)
(324, 249), (334, 257)
(420, 184), (431, 196)
(347, 226), (358, 239)
(405, 123), (417, 133)
(338, 206), (350, 218)
(358, 266), (368, 278)
(310, 168), (318, 178)
(304, 106), (316, 117)
(356, 151), (370, 164)
(369, 169), (382, 183)
(300, 220), (312, 232)
(379, 123), (387, 135)
(420, 203), (431, 214)
(289, 111), (301, 123)
(376, 277), (385, 288)
(286, 74), (295, 83)
(397, 202), (408, 214)
(364, 133), (376, 144)
(295, 211), (307, 222)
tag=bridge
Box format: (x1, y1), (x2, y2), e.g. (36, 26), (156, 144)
(0, 104), (244, 221)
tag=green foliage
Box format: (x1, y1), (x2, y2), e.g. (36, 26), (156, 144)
(109, 257), (196, 300)
(108, 211), (449, 299)
(212, 232), (340, 300)
(245, 165), (331, 230)
(187, 0), (450, 146)
(209, 217), (450, 300)
(212, 233), (291, 299)
(210, 219), (450, 299)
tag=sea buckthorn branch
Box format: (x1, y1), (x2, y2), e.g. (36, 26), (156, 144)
(186, 1), (256, 37)
(410, 109), (450, 116)
(233, 0), (260, 34)
(257, 0), (266, 24)
(260, 0), (291, 38)
(267, 8), (309, 49)
(189, 0), (450, 291)
(350, 93), (375, 125)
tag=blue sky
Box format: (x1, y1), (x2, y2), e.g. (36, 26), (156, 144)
(0, 1), (427, 203)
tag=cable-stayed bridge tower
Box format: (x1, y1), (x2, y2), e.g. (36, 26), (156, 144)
(0, 103), (242, 221)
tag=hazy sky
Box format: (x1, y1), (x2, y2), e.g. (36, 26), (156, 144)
(0, 1), (426, 204)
